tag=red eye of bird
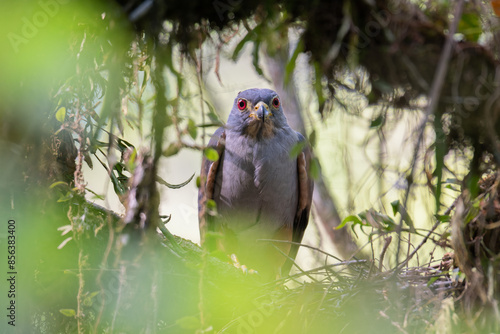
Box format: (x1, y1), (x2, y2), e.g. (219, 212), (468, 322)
(272, 97), (280, 108)
(237, 99), (247, 110)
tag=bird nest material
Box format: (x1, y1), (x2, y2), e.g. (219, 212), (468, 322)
(450, 171), (500, 326)
(224, 251), (464, 334)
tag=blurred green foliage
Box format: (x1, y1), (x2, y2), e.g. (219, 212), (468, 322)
(2, 0), (500, 333)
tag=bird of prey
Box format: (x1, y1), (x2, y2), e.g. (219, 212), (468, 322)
(198, 88), (313, 279)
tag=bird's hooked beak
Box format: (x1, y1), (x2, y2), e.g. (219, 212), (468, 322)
(250, 101), (272, 121)
(245, 100), (275, 138)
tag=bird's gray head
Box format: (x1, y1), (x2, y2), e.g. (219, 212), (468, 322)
(226, 88), (290, 138)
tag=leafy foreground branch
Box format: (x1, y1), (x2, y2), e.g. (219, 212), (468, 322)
(21, 193), (492, 334)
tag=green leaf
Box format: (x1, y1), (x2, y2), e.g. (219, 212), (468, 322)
(427, 276), (440, 287)
(85, 187), (104, 200)
(57, 192), (73, 202)
(313, 62), (325, 115)
(370, 114), (384, 128)
(197, 123), (222, 128)
(204, 148), (219, 162)
(164, 40), (182, 78)
(55, 107), (66, 123)
(110, 170), (127, 196)
(232, 25), (260, 61)
(289, 141), (306, 159)
(157, 222), (181, 251)
(401, 211), (415, 233)
(206, 199), (218, 216)
(309, 157), (321, 180)
(252, 40), (264, 76)
(337, 215), (363, 229)
(117, 138), (134, 153)
(204, 100), (223, 125)
(309, 130), (317, 148)
(163, 143), (181, 157)
(83, 291), (100, 307)
(160, 215), (172, 224)
(388, 201), (415, 233)
(390, 200), (400, 217)
(382, 215), (396, 229)
(366, 209), (396, 230)
(206, 199), (217, 209)
(458, 13), (482, 42)
(284, 39), (304, 84)
(187, 119), (197, 139)
(467, 173), (481, 199)
(84, 152), (93, 169)
(59, 309), (76, 317)
(358, 211), (367, 220)
(49, 181), (68, 189)
(156, 174), (195, 189)
(445, 184), (459, 192)
(435, 214), (451, 223)
(125, 148), (137, 172)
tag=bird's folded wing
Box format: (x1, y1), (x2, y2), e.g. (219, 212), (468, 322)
(198, 127), (226, 244)
(281, 140), (314, 275)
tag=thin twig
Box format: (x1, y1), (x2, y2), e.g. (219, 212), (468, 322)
(394, 0), (465, 267)
(270, 244), (320, 282)
(379, 236), (392, 272)
(111, 264), (126, 332)
(93, 211), (115, 333)
(395, 197), (459, 272)
(77, 248), (85, 334)
(268, 260), (368, 285)
(157, 221), (183, 254)
(258, 239), (344, 262)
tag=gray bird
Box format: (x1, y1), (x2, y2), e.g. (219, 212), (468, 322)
(198, 88), (313, 278)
